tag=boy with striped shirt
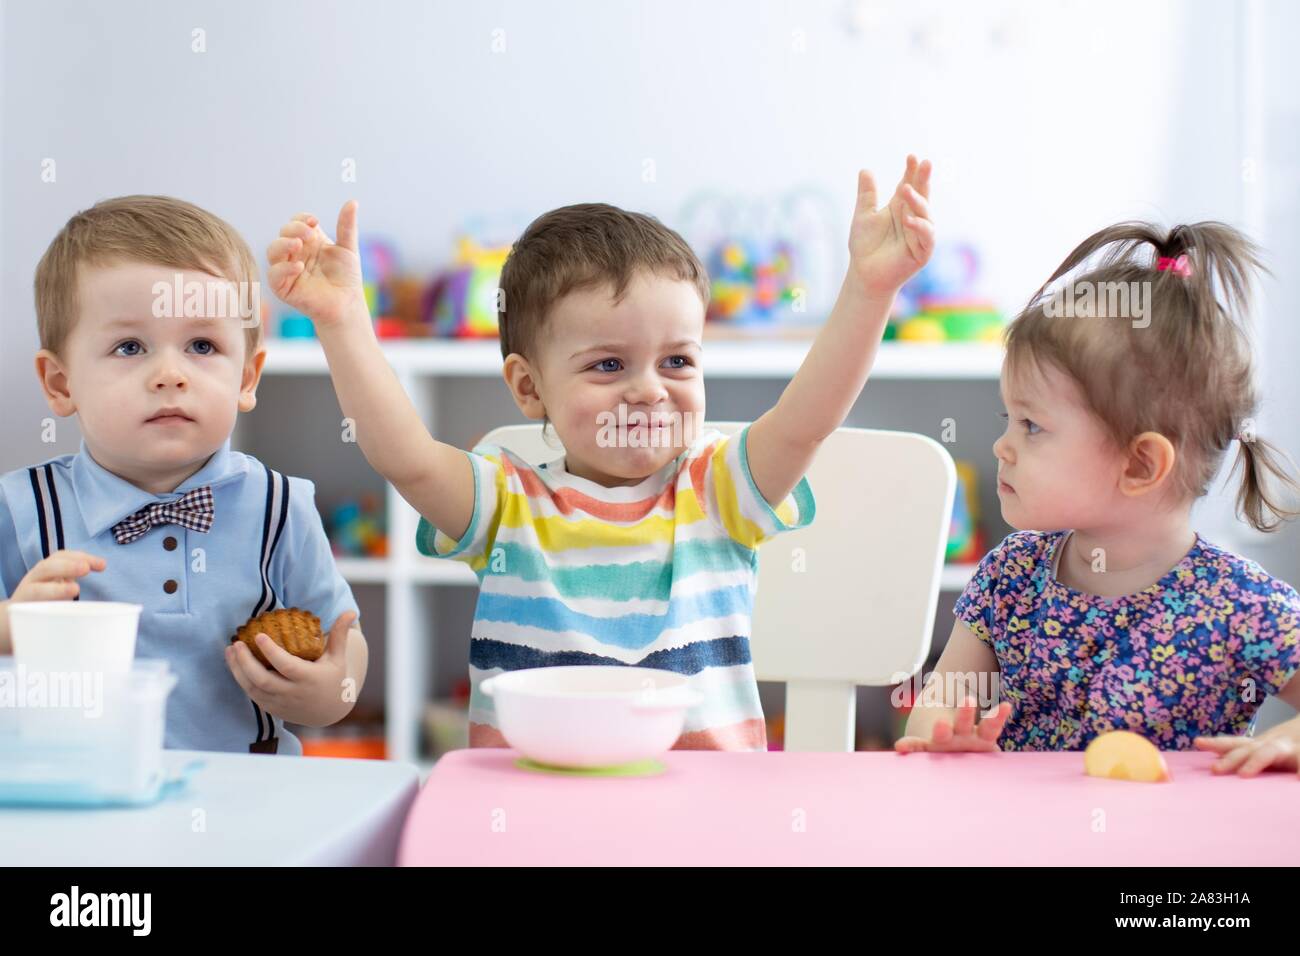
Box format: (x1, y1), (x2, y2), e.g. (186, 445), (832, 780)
(268, 156), (934, 748)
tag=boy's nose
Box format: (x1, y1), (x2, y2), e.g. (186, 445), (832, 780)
(623, 375), (668, 406)
(150, 362), (188, 390)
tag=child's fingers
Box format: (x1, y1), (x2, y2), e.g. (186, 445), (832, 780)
(900, 183), (930, 220)
(18, 580), (79, 601)
(977, 701), (1012, 741)
(224, 645), (261, 700)
(326, 611), (357, 660)
(914, 157), (932, 200)
(280, 220), (314, 242)
(1210, 742), (1255, 775)
(896, 154), (918, 192)
(904, 214), (936, 261)
(335, 200), (359, 254)
(50, 549), (106, 571)
(856, 169), (878, 215)
(1237, 739), (1295, 777)
(255, 634), (311, 682)
(953, 698), (978, 737)
(226, 641), (294, 697)
(267, 261), (305, 297)
(290, 212), (319, 227)
(1194, 735), (1243, 753)
(894, 736), (926, 754)
(267, 236), (302, 265)
(32, 553), (97, 581)
(931, 719), (953, 745)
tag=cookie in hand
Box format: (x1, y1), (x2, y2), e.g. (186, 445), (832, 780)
(232, 607), (325, 668)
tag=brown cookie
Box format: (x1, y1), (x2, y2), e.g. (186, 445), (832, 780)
(232, 607), (325, 667)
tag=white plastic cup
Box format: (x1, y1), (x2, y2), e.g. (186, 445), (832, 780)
(8, 601), (143, 675)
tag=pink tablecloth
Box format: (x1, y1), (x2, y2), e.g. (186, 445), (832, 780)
(399, 749), (1299, 866)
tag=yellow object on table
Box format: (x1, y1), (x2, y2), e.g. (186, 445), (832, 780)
(1083, 730), (1171, 782)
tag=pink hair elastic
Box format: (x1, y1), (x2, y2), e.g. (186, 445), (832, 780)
(1156, 254), (1191, 277)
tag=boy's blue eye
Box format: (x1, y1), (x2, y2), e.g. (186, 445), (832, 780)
(592, 359), (622, 373)
(114, 340), (143, 357)
(189, 339), (216, 355)
(663, 355), (691, 369)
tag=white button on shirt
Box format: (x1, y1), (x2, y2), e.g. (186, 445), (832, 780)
(0, 440), (359, 754)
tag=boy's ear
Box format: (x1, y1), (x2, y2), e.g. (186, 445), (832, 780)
(34, 349), (76, 417)
(238, 347), (268, 413)
(1120, 431), (1177, 497)
(502, 353), (547, 421)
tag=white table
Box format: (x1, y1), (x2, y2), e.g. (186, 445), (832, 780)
(0, 751), (420, 866)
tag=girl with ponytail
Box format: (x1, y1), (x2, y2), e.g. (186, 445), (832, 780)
(898, 220), (1300, 776)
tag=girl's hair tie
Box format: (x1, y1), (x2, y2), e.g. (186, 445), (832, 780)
(1156, 254), (1192, 277)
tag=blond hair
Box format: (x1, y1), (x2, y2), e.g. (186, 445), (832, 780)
(34, 195), (262, 359)
(1005, 221), (1300, 532)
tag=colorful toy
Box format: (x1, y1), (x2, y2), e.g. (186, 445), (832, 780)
(946, 460), (986, 563)
(328, 494), (387, 558)
(425, 237), (511, 338)
(1084, 730), (1171, 782)
(707, 238), (795, 327)
(889, 242), (1003, 343)
(278, 313), (316, 339)
(705, 238), (802, 326)
(359, 237), (398, 318)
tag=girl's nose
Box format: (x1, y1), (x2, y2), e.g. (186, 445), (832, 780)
(993, 432), (1013, 464)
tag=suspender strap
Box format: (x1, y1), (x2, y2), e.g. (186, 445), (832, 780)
(249, 467), (290, 752)
(28, 465), (74, 600)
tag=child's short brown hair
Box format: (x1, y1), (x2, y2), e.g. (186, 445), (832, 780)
(497, 202), (710, 362)
(34, 195), (262, 360)
(1005, 220), (1299, 532)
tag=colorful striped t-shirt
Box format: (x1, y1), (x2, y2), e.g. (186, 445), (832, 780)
(415, 424), (816, 750)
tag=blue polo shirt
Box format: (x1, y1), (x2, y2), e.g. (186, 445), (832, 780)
(0, 440), (359, 755)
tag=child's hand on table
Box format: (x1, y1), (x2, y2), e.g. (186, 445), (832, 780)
(895, 697), (1013, 754)
(225, 610), (359, 728)
(267, 202), (366, 332)
(848, 154), (934, 299)
(1194, 716), (1300, 778)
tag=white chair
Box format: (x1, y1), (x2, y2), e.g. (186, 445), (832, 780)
(476, 421), (956, 752)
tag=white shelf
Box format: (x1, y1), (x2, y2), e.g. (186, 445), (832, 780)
(262, 338), (1003, 380)
(410, 558), (478, 584)
(335, 556), (477, 585)
(940, 563), (976, 592)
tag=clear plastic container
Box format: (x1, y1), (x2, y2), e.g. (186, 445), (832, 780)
(0, 657), (195, 807)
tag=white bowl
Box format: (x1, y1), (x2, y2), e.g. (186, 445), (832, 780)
(8, 601), (142, 675)
(479, 666), (702, 769)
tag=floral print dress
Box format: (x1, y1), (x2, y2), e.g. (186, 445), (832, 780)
(953, 530), (1300, 750)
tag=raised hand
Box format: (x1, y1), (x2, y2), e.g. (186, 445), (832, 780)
(848, 154), (935, 298)
(266, 201), (366, 331)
